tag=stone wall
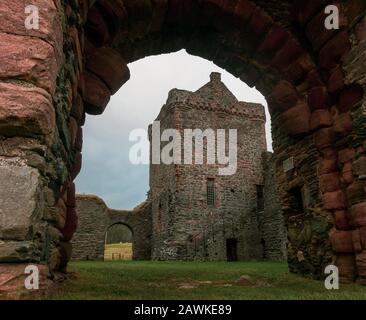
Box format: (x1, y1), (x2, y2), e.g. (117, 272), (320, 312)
(72, 195), (152, 261)
(260, 152), (287, 261)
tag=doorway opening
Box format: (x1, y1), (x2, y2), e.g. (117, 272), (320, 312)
(226, 238), (238, 262)
(104, 223), (133, 261)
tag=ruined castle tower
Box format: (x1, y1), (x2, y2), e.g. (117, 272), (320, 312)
(148, 72), (286, 261)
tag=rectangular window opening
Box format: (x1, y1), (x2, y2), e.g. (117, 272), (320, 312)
(207, 178), (215, 207)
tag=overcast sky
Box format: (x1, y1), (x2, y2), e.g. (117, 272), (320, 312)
(75, 49), (272, 210)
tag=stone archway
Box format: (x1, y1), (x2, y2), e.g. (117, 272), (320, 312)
(104, 222), (134, 260)
(0, 0), (365, 286)
(71, 195), (152, 261)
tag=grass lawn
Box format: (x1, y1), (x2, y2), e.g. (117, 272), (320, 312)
(49, 261), (366, 300)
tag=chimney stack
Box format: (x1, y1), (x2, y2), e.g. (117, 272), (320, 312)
(210, 72), (221, 83)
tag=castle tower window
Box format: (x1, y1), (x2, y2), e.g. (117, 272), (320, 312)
(256, 185), (264, 212)
(207, 178), (215, 207)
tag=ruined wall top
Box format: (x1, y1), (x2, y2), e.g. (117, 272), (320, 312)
(155, 73), (266, 123)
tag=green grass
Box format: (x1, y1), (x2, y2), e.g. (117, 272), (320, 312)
(49, 261), (366, 300)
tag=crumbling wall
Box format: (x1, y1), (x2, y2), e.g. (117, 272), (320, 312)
(260, 152), (287, 261)
(72, 195), (152, 260)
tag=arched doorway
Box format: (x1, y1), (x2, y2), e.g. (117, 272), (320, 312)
(104, 223), (134, 261)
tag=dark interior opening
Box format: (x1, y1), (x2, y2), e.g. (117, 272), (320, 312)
(261, 238), (266, 260)
(256, 185), (264, 212)
(226, 238), (238, 262)
(289, 186), (304, 213)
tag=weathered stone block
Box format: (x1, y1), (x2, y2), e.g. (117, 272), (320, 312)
(314, 127), (335, 149)
(59, 241), (73, 271)
(318, 158), (337, 175)
(258, 25), (288, 57)
(57, 199), (67, 230)
(353, 156), (366, 178)
(97, 0), (128, 39)
(47, 226), (62, 244)
(352, 229), (363, 253)
(70, 152), (82, 181)
(83, 72), (111, 115)
(272, 38), (303, 71)
(75, 126), (83, 152)
(149, 0), (169, 33)
(71, 95), (84, 124)
(0, 160), (41, 241)
(294, 1), (323, 25)
(308, 86), (329, 111)
(338, 85), (364, 112)
(0, 263), (49, 299)
(85, 6), (111, 46)
(66, 183), (76, 208)
(321, 147), (338, 160)
(343, 0), (366, 25)
(0, 241), (36, 262)
(86, 47), (130, 94)
(333, 112), (353, 135)
(310, 109), (333, 131)
(323, 190), (347, 210)
(123, 0), (153, 39)
(346, 181), (366, 206)
(0, 33), (58, 93)
(68, 26), (83, 74)
(232, 0), (256, 26)
(0, 82), (55, 145)
(355, 15), (366, 42)
(342, 162), (354, 185)
(268, 80), (298, 112)
(48, 247), (60, 271)
(328, 65), (345, 93)
(320, 173), (340, 193)
(283, 54), (313, 84)
(350, 202), (366, 227)
(336, 254), (356, 283)
(330, 230), (353, 253)
(360, 227), (366, 250)
(356, 251), (366, 278)
(0, 0), (63, 62)
(280, 101), (310, 136)
(306, 69), (323, 89)
(305, 6), (347, 50)
(334, 210), (351, 230)
(61, 207), (78, 242)
(338, 148), (356, 164)
(69, 117), (78, 147)
(246, 6), (273, 38)
(319, 31), (351, 70)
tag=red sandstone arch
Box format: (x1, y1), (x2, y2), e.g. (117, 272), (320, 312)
(0, 0), (365, 288)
